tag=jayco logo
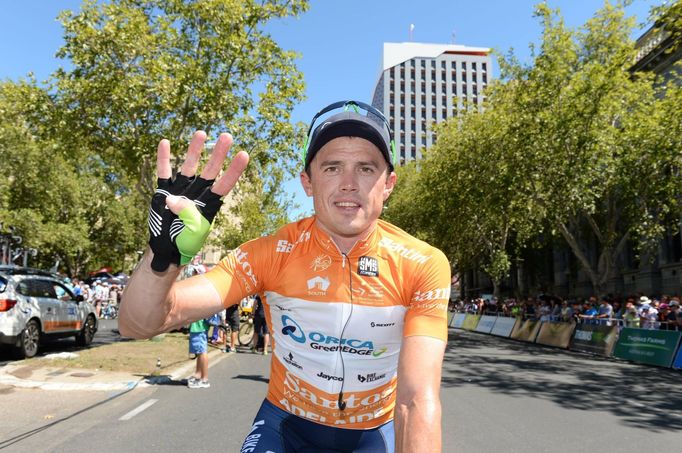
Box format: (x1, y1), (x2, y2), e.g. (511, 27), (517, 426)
(317, 371), (343, 382)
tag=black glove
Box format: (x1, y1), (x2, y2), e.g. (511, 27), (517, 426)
(148, 174), (223, 272)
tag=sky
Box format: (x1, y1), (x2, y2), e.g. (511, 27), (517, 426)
(0, 0), (661, 217)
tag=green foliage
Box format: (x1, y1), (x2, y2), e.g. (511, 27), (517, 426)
(650, 0), (682, 53)
(1, 0), (309, 275)
(386, 1), (681, 295)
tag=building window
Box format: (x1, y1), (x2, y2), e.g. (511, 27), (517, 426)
(421, 82), (426, 93)
(482, 62), (487, 72)
(441, 60), (446, 69)
(461, 61), (466, 69)
(451, 61), (456, 70)
(483, 73), (487, 84)
(472, 62), (477, 71)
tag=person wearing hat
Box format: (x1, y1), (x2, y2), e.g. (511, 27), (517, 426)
(119, 101), (450, 452)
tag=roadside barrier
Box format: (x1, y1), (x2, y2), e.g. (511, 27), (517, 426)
(613, 328), (681, 368)
(490, 317), (518, 337)
(474, 315), (497, 334)
(449, 311), (682, 371)
(461, 314), (481, 331)
(510, 319), (541, 343)
(535, 321), (575, 348)
(570, 323), (619, 357)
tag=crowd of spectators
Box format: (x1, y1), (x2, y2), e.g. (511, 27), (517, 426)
(450, 294), (682, 331)
(66, 278), (124, 319)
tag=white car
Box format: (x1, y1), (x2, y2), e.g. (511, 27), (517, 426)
(0, 266), (98, 358)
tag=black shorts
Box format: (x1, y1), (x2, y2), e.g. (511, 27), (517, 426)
(254, 315), (269, 336)
(226, 306), (240, 330)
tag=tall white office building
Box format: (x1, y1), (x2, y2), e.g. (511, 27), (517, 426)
(371, 42), (492, 164)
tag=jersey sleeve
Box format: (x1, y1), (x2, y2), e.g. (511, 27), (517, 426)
(202, 235), (278, 308)
(403, 248), (451, 341)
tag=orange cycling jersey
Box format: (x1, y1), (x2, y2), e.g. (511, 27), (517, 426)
(204, 216), (450, 429)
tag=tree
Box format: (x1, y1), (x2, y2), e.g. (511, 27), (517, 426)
(53, 0), (309, 249)
(386, 1), (682, 296)
(1, 0), (309, 275)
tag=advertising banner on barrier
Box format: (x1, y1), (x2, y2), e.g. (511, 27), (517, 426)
(570, 323), (619, 357)
(452, 313), (467, 329)
(447, 311), (455, 327)
(535, 322), (575, 348)
(674, 344), (682, 370)
(510, 319), (541, 342)
(614, 328), (682, 368)
(474, 315), (497, 334)
(490, 317), (518, 337)
(461, 314), (481, 331)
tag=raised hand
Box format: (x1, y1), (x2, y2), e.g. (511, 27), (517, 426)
(148, 131), (249, 272)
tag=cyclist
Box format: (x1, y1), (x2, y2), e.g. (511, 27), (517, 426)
(120, 101), (450, 452)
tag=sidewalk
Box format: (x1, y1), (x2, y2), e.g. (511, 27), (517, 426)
(0, 347), (229, 392)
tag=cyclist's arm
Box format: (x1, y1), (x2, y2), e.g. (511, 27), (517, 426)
(119, 248), (225, 339)
(395, 247), (451, 452)
(395, 335), (446, 452)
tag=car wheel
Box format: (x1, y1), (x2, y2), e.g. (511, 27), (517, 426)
(238, 322), (254, 346)
(15, 319), (40, 359)
(76, 315), (97, 347)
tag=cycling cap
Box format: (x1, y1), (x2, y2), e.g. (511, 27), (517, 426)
(304, 111), (394, 172)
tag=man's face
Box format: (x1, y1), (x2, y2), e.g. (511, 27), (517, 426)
(300, 137), (396, 248)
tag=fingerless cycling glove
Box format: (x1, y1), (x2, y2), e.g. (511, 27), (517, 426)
(148, 174), (223, 272)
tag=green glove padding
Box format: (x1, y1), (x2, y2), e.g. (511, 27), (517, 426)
(176, 204), (212, 265)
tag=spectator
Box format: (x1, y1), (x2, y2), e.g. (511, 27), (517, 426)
(596, 296), (614, 326)
(187, 317), (210, 389)
(623, 300), (640, 328)
(224, 304), (240, 353)
(560, 301), (574, 322)
(579, 301), (598, 324)
(251, 294), (270, 355)
(640, 305), (660, 330)
(664, 298), (681, 331)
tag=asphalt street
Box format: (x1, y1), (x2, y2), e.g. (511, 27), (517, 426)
(2, 328), (681, 452)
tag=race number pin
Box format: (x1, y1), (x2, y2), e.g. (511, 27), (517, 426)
(358, 256), (379, 277)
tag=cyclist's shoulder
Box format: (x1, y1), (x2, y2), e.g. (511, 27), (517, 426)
(375, 219), (448, 266)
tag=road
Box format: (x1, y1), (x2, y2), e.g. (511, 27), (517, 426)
(2, 328), (681, 452)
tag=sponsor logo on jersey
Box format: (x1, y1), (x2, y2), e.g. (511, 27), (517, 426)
(317, 371), (344, 382)
(357, 372), (386, 383)
(311, 254), (332, 271)
(276, 239), (294, 253)
(378, 237), (430, 264)
(412, 287), (451, 302)
(370, 321), (395, 328)
(358, 256), (379, 277)
(282, 352), (303, 370)
(233, 247), (258, 290)
(307, 276), (330, 295)
(273, 304), (291, 312)
(280, 315), (387, 357)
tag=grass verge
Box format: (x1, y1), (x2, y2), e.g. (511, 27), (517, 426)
(23, 333), (197, 376)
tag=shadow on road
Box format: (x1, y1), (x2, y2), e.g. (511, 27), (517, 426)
(232, 374), (270, 384)
(443, 329), (682, 433)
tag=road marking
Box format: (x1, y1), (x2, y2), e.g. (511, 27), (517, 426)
(119, 399), (158, 421)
